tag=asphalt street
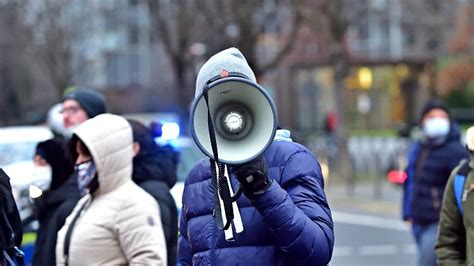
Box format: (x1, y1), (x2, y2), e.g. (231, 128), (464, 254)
(326, 182), (417, 266)
(330, 210), (416, 266)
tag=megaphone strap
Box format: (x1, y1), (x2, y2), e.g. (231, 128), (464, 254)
(203, 84), (219, 162)
(211, 161), (245, 241)
(218, 163), (234, 230)
(205, 83), (234, 231)
(205, 79), (246, 238)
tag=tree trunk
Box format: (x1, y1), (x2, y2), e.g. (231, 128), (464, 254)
(173, 56), (192, 135)
(332, 57), (354, 191)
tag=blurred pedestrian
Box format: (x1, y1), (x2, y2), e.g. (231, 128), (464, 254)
(128, 119), (178, 266)
(62, 87), (107, 138)
(402, 99), (469, 266)
(0, 169), (23, 265)
(178, 48), (334, 265)
(31, 138), (77, 266)
(30, 88), (108, 264)
(324, 111), (338, 136)
(436, 126), (474, 265)
(56, 114), (167, 265)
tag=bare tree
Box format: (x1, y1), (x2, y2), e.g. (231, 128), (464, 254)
(0, 0), (77, 124)
(437, 1), (474, 97)
(148, 0), (305, 124)
(299, 0), (462, 182)
(300, 0), (363, 184)
(0, 1), (35, 124)
(22, 0), (76, 96)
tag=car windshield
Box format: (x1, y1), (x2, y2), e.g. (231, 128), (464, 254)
(0, 142), (37, 166)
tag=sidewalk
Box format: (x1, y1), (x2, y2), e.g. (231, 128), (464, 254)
(325, 181), (403, 219)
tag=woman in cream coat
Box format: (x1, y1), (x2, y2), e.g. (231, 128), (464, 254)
(56, 114), (167, 265)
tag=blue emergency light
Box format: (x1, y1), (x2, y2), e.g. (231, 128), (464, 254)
(152, 121), (181, 146)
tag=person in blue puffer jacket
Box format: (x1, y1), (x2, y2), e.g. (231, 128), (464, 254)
(402, 99), (469, 266)
(178, 47), (334, 266)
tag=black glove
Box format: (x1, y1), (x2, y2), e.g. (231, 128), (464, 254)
(232, 156), (272, 200)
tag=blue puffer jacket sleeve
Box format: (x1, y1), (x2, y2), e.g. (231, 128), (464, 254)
(178, 206), (192, 265)
(254, 149), (334, 265)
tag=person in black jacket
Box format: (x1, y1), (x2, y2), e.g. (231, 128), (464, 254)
(31, 138), (78, 266)
(128, 119), (178, 266)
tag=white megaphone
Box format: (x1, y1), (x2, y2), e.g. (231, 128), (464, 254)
(190, 75), (278, 165)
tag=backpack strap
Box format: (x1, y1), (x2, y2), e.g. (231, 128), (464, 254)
(454, 160), (471, 215)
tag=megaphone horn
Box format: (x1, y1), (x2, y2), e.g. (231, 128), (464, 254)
(190, 76), (278, 165)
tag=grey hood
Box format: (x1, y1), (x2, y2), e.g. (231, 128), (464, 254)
(195, 47), (257, 98)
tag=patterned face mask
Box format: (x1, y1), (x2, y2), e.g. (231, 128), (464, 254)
(75, 160), (97, 196)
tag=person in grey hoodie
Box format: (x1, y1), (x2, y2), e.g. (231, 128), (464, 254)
(178, 48), (334, 265)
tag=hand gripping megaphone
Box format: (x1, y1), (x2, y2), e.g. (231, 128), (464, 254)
(190, 73), (278, 165)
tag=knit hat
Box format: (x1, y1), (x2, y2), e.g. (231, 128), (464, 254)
(195, 47), (257, 98)
(419, 99), (451, 122)
(63, 88), (107, 118)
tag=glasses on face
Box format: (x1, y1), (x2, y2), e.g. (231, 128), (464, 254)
(61, 105), (82, 115)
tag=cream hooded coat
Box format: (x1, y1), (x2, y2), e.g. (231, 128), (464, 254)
(56, 114), (167, 265)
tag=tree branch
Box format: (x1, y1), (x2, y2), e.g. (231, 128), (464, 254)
(258, 7), (303, 74)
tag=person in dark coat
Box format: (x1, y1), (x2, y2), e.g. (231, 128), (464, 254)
(402, 99), (469, 266)
(128, 119), (178, 266)
(31, 138), (78, 266)
(0, 169), (23, 265)
(178, 48), (334, 265)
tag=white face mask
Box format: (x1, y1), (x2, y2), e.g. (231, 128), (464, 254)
(32, 166), (52, 191)
(423, 117), (450, 138)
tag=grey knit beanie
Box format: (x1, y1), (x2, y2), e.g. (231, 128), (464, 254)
(63, 88), (107, 118)
(195, 47), (257, 98)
